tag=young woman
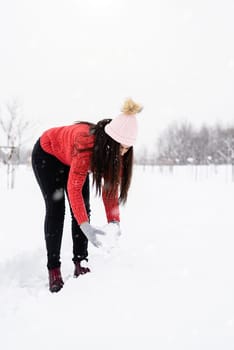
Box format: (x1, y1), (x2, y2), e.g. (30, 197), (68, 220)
(31, 98), (142, 292)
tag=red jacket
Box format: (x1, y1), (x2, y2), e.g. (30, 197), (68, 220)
(40, 123), (120, 224)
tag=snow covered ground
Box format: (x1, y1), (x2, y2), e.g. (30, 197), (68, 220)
(0, 164), (234, 349)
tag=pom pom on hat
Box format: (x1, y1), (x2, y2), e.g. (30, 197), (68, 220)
(104, 98), (143, 147)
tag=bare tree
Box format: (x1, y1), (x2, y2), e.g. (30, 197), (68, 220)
(156, 121), (195, 165)
(0, 99), (31, 188)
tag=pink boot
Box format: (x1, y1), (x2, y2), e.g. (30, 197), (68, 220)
(48, 267), (64, 293)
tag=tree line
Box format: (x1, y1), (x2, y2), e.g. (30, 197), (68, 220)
(136, 121), (234, 166)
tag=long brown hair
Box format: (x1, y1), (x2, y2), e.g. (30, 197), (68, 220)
(75, 119), (133, 204)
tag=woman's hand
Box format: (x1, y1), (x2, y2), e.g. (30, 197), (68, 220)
(80, 222), (105, 248)
(107, 221), (122, 236)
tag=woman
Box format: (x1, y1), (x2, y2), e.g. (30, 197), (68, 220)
(31, 98), (142, 292)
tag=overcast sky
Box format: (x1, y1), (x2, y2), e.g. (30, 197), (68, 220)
(0, 0), (234, 148)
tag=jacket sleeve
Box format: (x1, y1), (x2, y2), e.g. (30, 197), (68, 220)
(67, 152), (91, 225)
(102, 188), (120, 223)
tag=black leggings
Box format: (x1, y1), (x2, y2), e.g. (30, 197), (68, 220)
(31, 139), (90, 270)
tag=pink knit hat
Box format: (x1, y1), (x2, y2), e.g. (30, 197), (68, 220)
(104, 99), (142, 147)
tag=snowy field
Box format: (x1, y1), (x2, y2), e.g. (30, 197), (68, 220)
(1, 164), (234, 349)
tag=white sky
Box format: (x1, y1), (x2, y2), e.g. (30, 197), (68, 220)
(0, 0), (234, 148)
